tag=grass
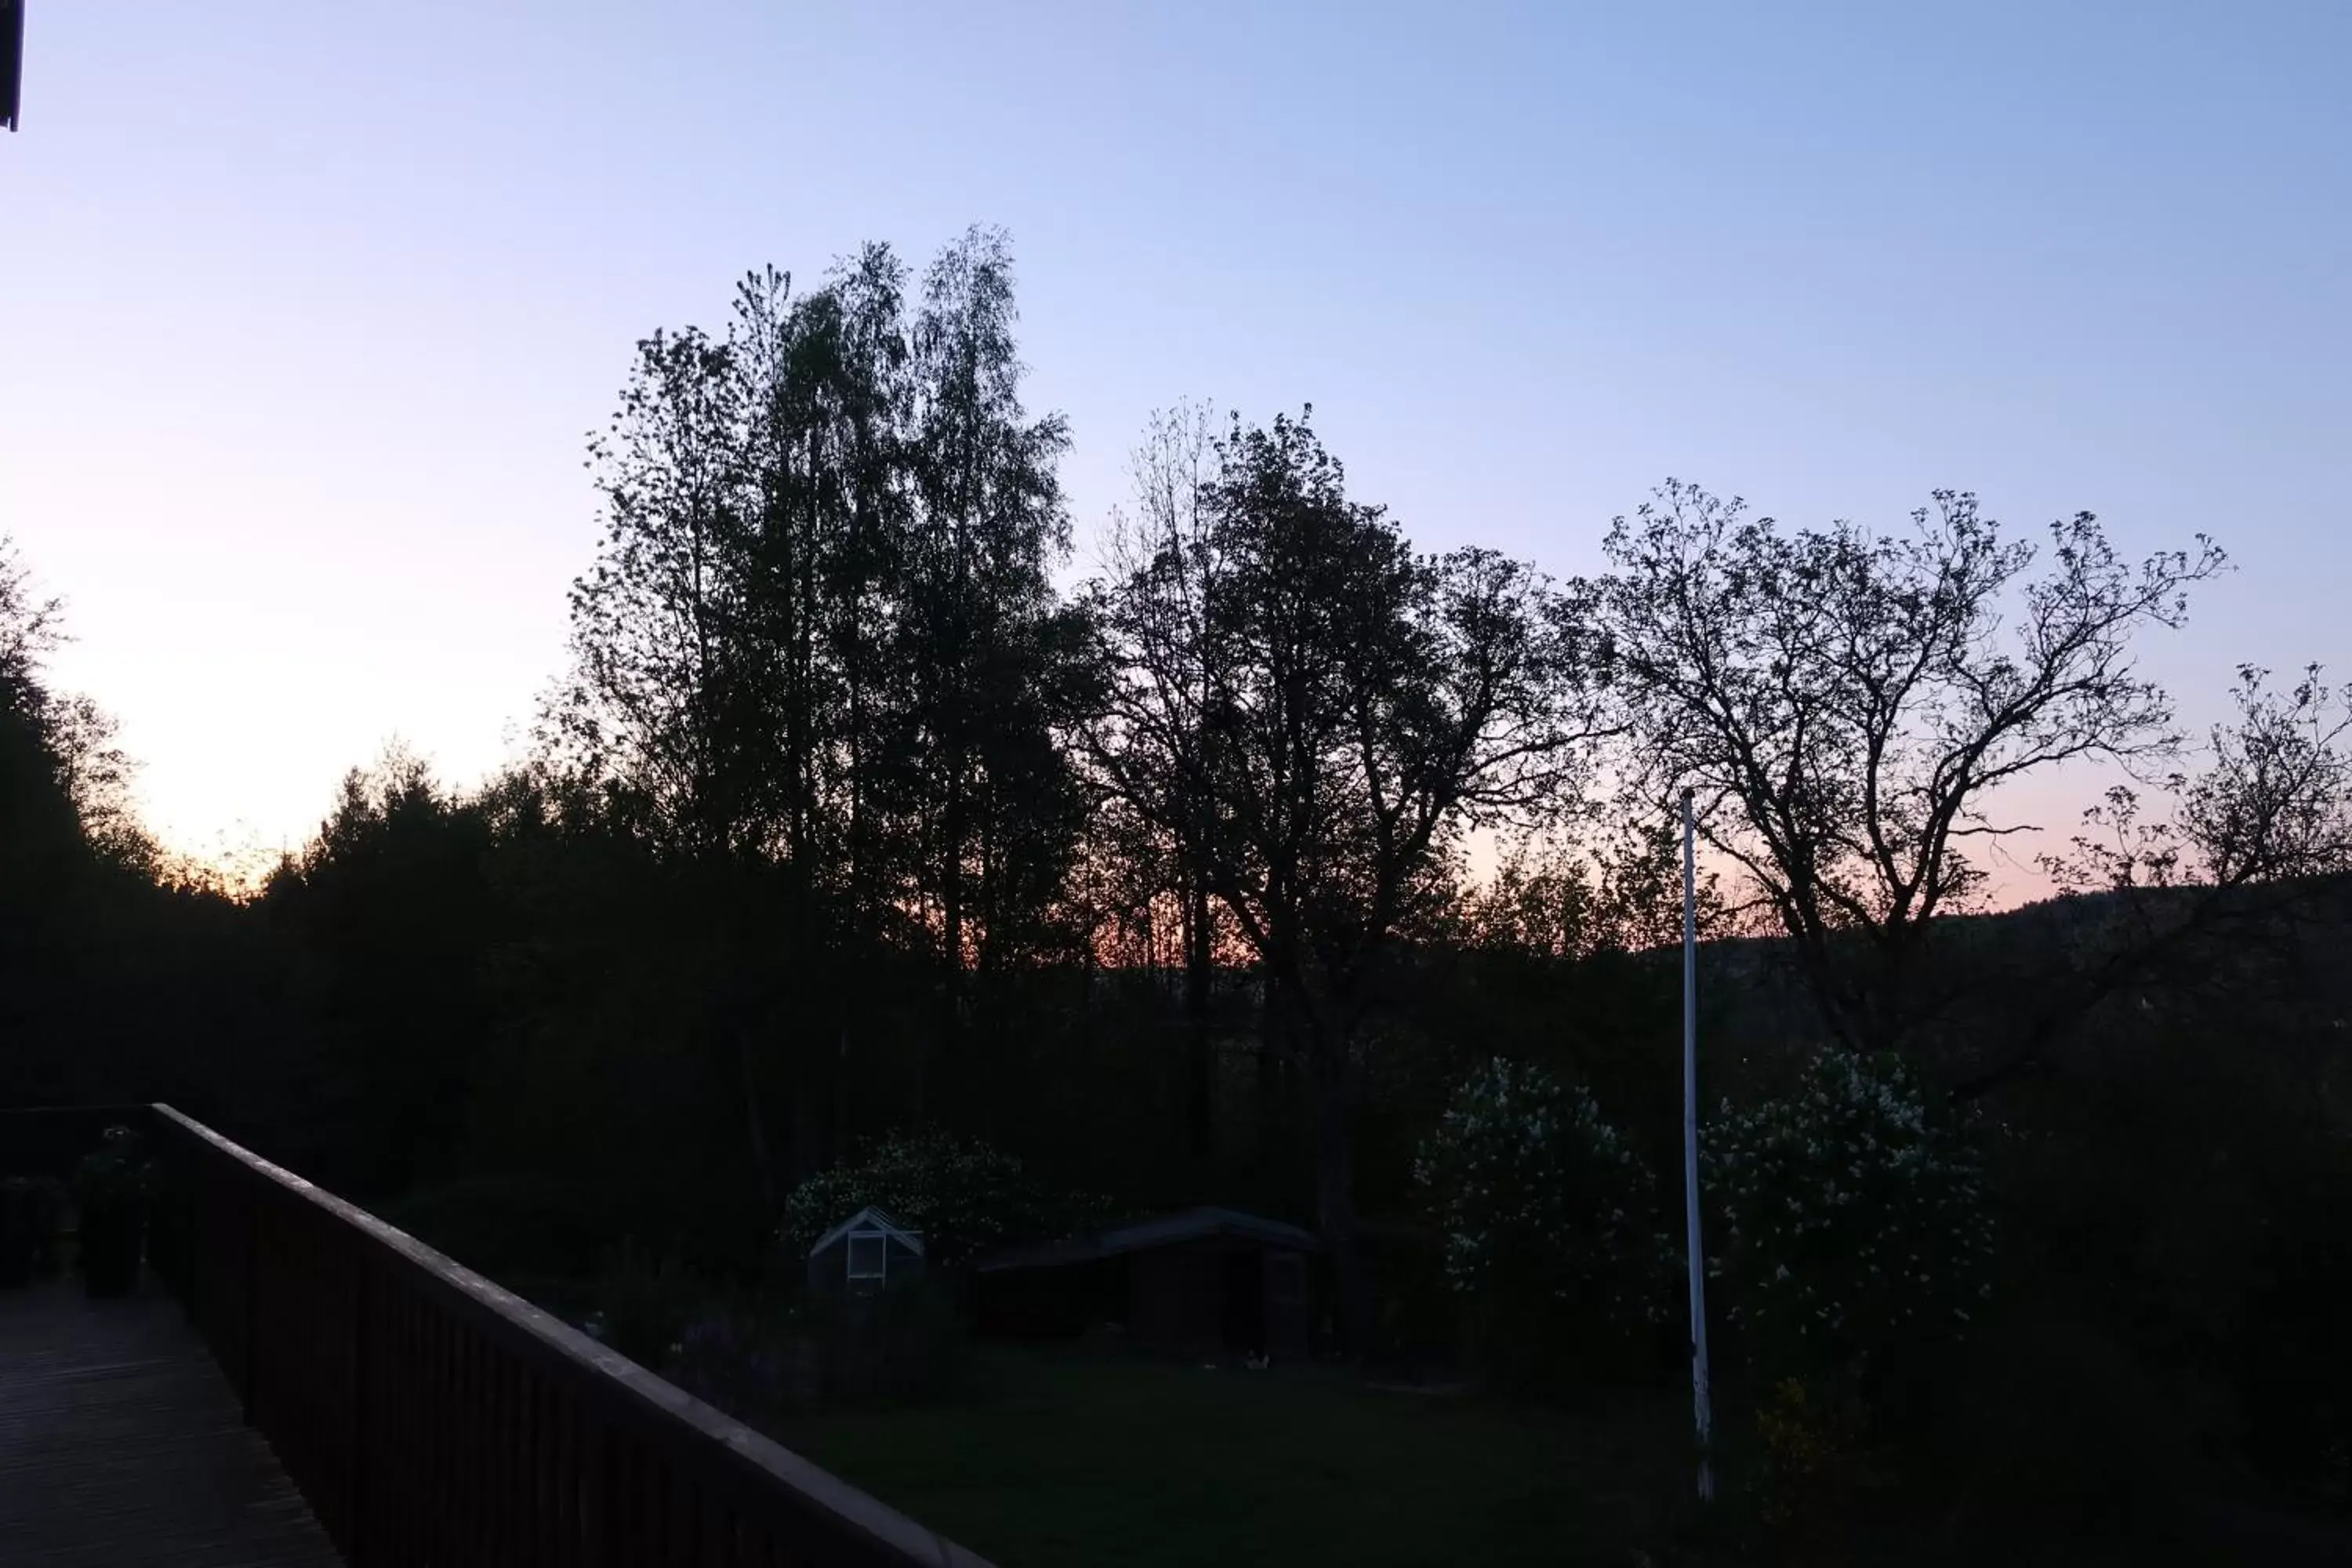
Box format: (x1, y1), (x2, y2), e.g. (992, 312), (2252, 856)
(501, 1264), (2352, 1568)
(758, 1344), (1696, 1568)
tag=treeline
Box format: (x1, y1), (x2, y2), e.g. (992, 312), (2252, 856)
(5, 227), (2352, 1526)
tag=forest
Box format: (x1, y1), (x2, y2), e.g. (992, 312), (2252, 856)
(5, 228), (2350, 1561)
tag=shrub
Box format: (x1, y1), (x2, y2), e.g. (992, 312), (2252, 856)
(1704, 1048), (1992, 1392)
(27, 1176), (66, 1275)
(666, 1305), (818, 1417)
(72, 1123), (150, 1211)
(1413, 1057), (1674, 1381)
(808, 1275), (968, 1403)
(587, 1237), (704, 1368)
(779, 1131), (1112, 1272)
(1943, 1312), (2203, 1507)
(666, 1277), (967, 1417)
(74, 1124), (152, 1298)
(0, 1177), (41, 1287)
(1752, 1374), (1865, 1539)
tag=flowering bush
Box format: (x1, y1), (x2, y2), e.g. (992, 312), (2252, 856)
(1704, 1048), (1992, 1381)
(779, 1131), (1112, 1272)
(1413, 1057), (1674, 1352)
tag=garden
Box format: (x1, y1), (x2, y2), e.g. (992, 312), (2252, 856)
(477, 1047), (2343, 1567)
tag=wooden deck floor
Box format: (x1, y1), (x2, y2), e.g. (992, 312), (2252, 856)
(0, 1276), (343, 1566)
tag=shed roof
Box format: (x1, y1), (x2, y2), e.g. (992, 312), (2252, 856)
(976, 1206), (1319, 1273)
(808, 1205), (925, 1259)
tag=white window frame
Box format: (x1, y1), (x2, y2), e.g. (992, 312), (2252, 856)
(846, 1230), (889, 1283)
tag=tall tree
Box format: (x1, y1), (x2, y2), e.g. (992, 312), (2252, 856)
(725, 249), (917, 1175)
(1596, 481), (2226, 1056)
(0, 539), (89, 1091)
(728, 247), (913, 907)
(1080, 410), (1605, 1353)
(554, 262), (886, 1195)
(552, 230), (1081, 1147)
(556, 321), (758, 859)
(260, 744), (497, 1197)
(0, 539), (82, 887)
(885, 226), (1076, 1118)
(0, 539), (151, 901)
(1097, 403), (1229, 1162)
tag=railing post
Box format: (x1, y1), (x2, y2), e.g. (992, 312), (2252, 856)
(241, 1167), (261, 1427)
(176, 1128), (198, 1321)
(349, 1246), (370, 1564)
(581, 1417), (608, 1568)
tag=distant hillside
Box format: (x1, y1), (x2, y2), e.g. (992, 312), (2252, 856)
(1646, 870), (2352, 1096)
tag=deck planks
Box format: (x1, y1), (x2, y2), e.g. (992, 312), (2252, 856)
(0, 1277), (343, 1566)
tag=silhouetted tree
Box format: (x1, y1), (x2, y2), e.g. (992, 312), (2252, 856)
(259, 743), (497, 1197)
(1967, 660), (2352, 1094)
(880, 227), (1080, 1118)
(0, 539), (82, 894)
(1595, 481), (2226, 1056)
(1080, 410), (1608, 1354)
(1093, 403), (1232, 1163)
(1459, 815), (1737, 961)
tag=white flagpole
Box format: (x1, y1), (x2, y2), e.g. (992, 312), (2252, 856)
(1682, 786), (1716, 1501)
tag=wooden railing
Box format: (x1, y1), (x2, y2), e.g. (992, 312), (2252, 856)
(22, 1104), (993, 1567)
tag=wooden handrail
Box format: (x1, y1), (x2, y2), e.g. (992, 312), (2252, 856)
(32, 1102), (995, 1566)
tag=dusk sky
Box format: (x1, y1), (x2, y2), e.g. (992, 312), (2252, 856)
(3, 2), (2345, 895)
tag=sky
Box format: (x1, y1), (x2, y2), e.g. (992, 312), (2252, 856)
(2, 2), (2346, 895)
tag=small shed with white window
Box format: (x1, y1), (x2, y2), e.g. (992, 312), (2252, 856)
(804, 1206), (926, 1298)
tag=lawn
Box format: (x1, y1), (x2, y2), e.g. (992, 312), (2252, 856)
(759, 1345), (1693, 1568)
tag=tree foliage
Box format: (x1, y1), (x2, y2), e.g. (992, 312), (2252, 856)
(1598, 482), (2227, 1054)
(1078, 408), (1608, 1351)
(1457, 814), (1738, 960)
(779, 1130), (1112, 1272)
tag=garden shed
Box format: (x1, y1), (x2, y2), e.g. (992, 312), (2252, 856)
(973, 1206), (1319, 1360)
(804, 1206), (924, 1298)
